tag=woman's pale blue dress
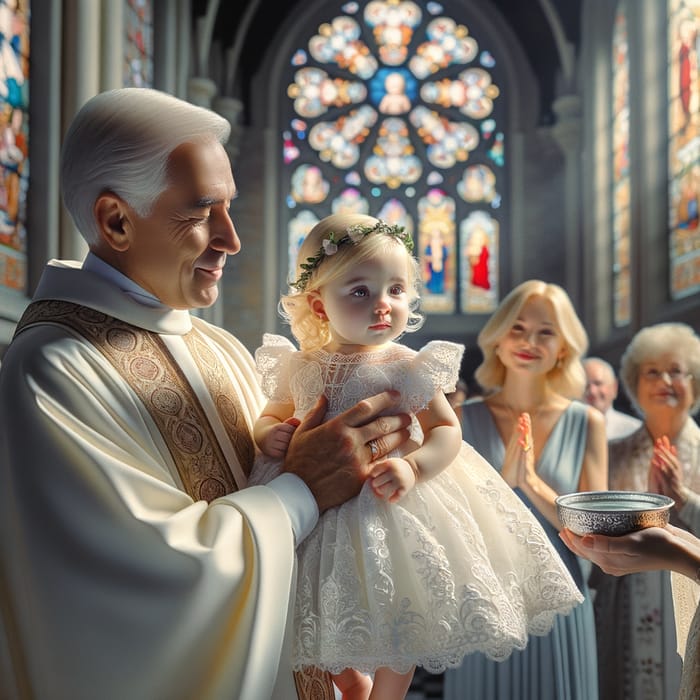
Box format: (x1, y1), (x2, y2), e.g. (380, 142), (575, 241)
(443, 398), (598, 700)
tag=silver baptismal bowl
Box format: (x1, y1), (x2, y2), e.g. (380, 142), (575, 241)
(556, 491), (675, 536)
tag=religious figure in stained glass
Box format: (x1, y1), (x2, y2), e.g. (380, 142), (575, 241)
(668, 0), (700, 299)
(466, 227), (490, 290)
(288, 210), (320, 279)
(423, 226), (449, 295)
(376, 69), (413, 114)
(291, 164), (330, 204)
(611, 4), (631, 325)
(280, 0), (506, 315)
(457, 164), (498, 204)
(418, 187), (455, 312)
(332, 187), (370, 215)
(0, 0), (29, 295)
(377, 197), (414, 235)
(124, 0), (153, 88)
(677, 14), (697, 130)
(460, 211), (498, 312)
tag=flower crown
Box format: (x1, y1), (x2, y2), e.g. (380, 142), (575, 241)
(290, 220), (414, 292)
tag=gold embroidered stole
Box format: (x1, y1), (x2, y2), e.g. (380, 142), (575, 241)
(14, 300), (253, 499)
(294, 665), (337, 700)
(14, 300), (335, 700)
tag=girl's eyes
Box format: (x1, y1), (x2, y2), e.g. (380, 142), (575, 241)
(349, 286), (405, 297)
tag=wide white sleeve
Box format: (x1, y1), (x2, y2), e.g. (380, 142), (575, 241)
(0, 324), (299, 700)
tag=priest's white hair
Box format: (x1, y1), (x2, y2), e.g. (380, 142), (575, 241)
(60, 87), (231, 246)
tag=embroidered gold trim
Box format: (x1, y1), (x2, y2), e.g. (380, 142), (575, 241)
(15, 301), (243, 502)
(184, 323), (255, 478)
(293, 666), (336, 700)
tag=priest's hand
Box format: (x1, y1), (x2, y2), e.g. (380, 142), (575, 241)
(282, 391), (411, 513)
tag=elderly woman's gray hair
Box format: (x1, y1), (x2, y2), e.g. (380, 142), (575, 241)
(619, 322), (700, 415)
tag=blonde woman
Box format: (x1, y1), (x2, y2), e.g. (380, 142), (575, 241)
(444, 279), (608, 700)
(249, 220), (583, 700)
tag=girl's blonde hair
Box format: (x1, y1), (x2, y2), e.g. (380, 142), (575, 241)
(281, 213), (424, 350)
(475, 279), (589, 398)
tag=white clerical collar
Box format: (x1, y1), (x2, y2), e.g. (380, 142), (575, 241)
(83, 252), (167, 309)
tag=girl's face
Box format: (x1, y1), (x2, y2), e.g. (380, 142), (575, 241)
(311, 243), (411, 353)
(635, 350), (695, 419)
(497, 295), (564, 376)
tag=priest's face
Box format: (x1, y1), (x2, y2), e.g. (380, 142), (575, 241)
(120, 139), (240, 309)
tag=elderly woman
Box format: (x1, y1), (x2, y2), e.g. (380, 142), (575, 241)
(592, 322), (700, 700)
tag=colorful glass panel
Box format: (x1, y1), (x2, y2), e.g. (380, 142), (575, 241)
(460, 210), (498, 312)
(611, 5), (631, 325)
(280, 0), (505, 315)
(0, 0), (30, 295)
(419, 188), (455, 312)
(124, 0), (153, 88)
(668, 0), (700, 299)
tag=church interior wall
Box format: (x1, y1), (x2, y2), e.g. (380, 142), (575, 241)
(1, 0), (698, 369)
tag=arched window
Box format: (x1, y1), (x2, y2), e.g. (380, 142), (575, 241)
(611, 4), (631, 326)
(668, 0), (700, 299)
(278, 0), (507, 316)
(0, 0), (30, 296)
(124, 0), (153, 88)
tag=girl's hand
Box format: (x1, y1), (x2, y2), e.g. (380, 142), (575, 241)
(259, 418), (299, 459)
(650, 436), (687, 507)
(369, 457), (418, 503)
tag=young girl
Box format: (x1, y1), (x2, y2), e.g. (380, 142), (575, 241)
(249, 214), (584, 700)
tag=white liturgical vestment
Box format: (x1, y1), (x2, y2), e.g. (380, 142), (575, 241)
(0, 259), (319, 700)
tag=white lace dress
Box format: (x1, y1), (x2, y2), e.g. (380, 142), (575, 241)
(249, 334), (583, 675)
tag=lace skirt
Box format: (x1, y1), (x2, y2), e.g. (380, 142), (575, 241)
(251, 442), (583, 675)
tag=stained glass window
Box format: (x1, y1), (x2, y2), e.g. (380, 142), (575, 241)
(280, 0), (506, 315)
(0, 0), (30, 296)
(668, 0), (700, 299)
(124, 0), (153, 88)
(611, 4), (631, 325)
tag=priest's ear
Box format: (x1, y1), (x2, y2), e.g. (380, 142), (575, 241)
(93, 193), (133, 252)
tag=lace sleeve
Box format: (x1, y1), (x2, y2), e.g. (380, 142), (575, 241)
(254, 333), (297, 402)
(402, 340), (465, 413)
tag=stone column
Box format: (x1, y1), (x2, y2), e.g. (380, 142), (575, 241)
(100, 0), (123, 89)
(187, 75), (217, 108)
(153, 0), (178, 94)
(212, 95), (243, 164)
(61, 0), (101, 261)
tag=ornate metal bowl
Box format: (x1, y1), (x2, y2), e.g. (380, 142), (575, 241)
(556, 491), (675, 536)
